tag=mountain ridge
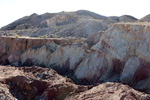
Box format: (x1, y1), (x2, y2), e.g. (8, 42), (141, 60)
(0, 10), (138, 38)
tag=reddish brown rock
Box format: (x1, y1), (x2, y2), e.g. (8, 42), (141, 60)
(0, 65), (149, 100)
(0, 65), (87, 100)
(66, 82), (150, 100)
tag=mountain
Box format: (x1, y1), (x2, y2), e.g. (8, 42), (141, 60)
(138, 14), (150, 22)
(2, 10), (150, 99)
(0, 10), (137, 38)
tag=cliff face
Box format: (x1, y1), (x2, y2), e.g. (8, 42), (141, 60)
(1, 23), (150, 93)
(92, 23), (150, 85)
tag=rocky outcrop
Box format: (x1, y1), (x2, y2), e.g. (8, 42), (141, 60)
(1, 23), (150, 94)
(0, 65), (88, 100)
(0, 83), (16, 100)
(67, 82), (150, 100)
(0, 36), (84, 65)
(0, 65), (149, 100)
(91, 23), (150, 92)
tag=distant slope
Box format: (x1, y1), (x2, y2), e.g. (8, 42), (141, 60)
(76, 10), (107, 20)
(138, 14), (150, 22)
(0, 10), (138, 38)
(107, 15), (137, 23)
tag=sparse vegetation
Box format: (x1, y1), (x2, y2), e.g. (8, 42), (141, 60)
(38, 35), (47, 38)
(15, 33), (19, 38)
(0, 10), (138, 38)
(49, 34), (60, 38)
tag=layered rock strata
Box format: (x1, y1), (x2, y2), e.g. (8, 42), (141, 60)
(1, 23), (150, 93)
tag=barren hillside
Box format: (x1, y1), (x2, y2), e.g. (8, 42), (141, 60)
(0, 10), (137, 38)
(1, 11), (150, 100)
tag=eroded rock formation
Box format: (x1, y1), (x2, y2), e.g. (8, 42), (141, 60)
(67, 82), (150, 100)
(0, 65), (88, 100)
(0, 65), (150, 100)
(1, 23), (150, 97)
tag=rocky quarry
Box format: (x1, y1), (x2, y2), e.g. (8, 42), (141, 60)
(0, 10), (150, 100)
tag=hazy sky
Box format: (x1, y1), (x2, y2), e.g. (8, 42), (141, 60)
(0, 0), (150, 28)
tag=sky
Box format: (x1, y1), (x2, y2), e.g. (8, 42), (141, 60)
(0, 0), (150, 28)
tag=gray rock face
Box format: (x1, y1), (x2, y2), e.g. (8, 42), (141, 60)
(76, 10), (107, 20)
(107, 15), (137, 23)
(120, 57), (140, 83)
(119, 15), (137, 22)
(0, 13), (56, 30)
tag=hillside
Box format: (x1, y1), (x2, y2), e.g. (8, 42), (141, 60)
(0, 10), (137, 38)
(1, 22), (150, 99)
(138, 14), (150, 22)
(2, 10), (150, 100)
